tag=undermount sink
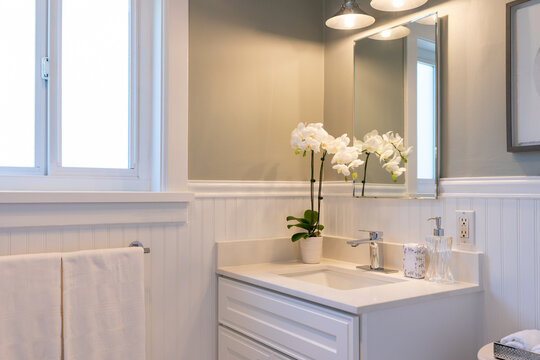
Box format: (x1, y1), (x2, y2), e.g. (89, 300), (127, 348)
(279, 266), (404, 290)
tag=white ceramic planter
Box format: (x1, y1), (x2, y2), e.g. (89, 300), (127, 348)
(300, 237), (323, 264)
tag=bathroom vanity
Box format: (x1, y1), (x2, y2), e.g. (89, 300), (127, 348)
(217, 239), (483, 360)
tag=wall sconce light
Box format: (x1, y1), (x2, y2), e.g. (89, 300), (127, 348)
(325, 0), (376, 30)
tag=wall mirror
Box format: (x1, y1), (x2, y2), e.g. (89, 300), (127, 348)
(352, 13), (440, 199)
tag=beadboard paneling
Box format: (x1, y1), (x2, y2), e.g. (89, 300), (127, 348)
(0, 222), (188, 360)
(0, 191), (309, 360)
(324, 195), (540, 345)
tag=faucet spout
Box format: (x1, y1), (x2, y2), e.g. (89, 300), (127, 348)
(347, 230), (386, 271)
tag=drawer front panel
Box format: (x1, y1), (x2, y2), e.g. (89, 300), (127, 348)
(218, 277), (359, 360)
(219, 326), (291, 360)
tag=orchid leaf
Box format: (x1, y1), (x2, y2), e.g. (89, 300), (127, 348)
(291, 232), (309, 242)
(303, 210), (318, 225)
(286, 216), (309, 224)
(287, 223), (312, 231)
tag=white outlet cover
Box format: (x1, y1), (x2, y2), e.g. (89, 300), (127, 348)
(456, 210), (475, 249)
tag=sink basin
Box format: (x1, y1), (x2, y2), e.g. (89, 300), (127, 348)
(279, 266), (404, 290)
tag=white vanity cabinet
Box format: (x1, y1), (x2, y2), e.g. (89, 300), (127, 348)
(218, 277), (359, 360)
(218, 275), (483, 360)
(219, 326), (292, 360)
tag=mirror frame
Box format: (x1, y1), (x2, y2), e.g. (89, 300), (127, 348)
(351, 12), (441, 200)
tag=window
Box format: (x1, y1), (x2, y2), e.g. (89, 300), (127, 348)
(0, 0), (156, 191)
(0, 0), (42, 170)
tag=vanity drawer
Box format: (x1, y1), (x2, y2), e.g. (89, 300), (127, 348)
(218, 277), (359, 360)
(219, 325), (292, 360)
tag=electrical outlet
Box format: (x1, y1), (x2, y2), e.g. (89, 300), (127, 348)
(456, 210), (475, 247)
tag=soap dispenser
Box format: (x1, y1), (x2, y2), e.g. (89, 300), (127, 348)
(426, 217), (454, 283)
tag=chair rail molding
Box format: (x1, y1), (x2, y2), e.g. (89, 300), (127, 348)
(190, 177), (540, 199)
(439, 176), (540, 198)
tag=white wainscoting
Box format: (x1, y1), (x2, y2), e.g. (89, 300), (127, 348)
(189, 181), (312, 360)
(0, 222), (189, 360)
(194, 178), (540, 356)
(2, 178), (539, 359)
(325, 195), (540, 345)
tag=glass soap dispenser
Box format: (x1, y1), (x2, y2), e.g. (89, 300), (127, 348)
(426, 217), (454, 283)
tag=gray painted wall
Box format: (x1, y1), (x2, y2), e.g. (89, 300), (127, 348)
(190, 0), (540, 180)
(354, 38), (405, 184)
(189, 0), (325, 180)
(324, 0), (540, 178)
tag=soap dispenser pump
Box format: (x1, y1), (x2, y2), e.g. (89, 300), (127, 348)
(426, 217), (454, 283)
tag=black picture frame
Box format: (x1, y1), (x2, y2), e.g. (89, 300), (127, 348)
(506, 0), (540, 152)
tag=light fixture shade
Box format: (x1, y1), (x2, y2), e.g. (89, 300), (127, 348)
(369, 25), (411, 40)
(370, 0), (428, 12)
(325, 0), (375, 30)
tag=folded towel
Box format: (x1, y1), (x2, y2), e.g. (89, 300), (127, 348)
(505, 341), (528, 350)
(501, 329), (540, 351)
(532, 344), (540, 354)
(62, 247), (145, 360)
(0, 252), (62, 360)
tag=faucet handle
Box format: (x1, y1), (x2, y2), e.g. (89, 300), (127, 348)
(358, 230), (383, 240)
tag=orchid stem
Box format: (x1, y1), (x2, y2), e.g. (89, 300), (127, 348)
(310, 150), (314, 235)
(361, 153), (370, 197)
(316, 150), (327, 234)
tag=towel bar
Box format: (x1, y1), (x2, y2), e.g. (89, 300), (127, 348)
(129, 241), (151, 254)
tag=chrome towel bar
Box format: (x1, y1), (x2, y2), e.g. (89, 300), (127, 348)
(129, 241), (151, 254)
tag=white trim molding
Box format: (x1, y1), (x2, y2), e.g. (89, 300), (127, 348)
(439, 176), (540, 198)
(0, 191), (193, 204)
(188, 180), (353, 198)
(0, 201), (188, 229)
(191, 177), (540, 199)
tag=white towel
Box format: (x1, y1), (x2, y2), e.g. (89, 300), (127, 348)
(532, 344), (540, 354)
(62, 247), (145, 360)
(500, 329), (540, 351)
(0, 253), (62, 360)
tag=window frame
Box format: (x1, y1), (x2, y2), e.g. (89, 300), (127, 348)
(0, 0), (155, 191)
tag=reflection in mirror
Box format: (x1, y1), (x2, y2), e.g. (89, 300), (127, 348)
(353, 13), (439, 199)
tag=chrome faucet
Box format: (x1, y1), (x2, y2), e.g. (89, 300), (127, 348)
(347, 230), (396, 273)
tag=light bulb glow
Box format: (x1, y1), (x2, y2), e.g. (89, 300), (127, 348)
(392, 0), (404, 8)
(343, 14), (355, 28)
(381, 29), (392, 38)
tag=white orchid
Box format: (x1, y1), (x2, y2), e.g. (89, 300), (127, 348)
(331, 146), (358, 165)
(357, 130), (385, 154)
(333, 164), (350, 176)
(348, 159), (364, 169)
(326, 134), (350, 154)
(382, 131), (403, 147)
(290, 122), (331, 154)
(351, 129), (414, 195)
(289, 123), (411, 199)
(382, 154), (407, 181)
(288, 122), (346, 242)
(290, 123), (306, 153)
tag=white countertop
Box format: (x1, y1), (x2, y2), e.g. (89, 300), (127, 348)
(217, 258), (482, 315)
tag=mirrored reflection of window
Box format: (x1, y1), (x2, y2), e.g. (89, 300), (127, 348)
(417, 61), (435, 180)
(417, 38), (436, 181)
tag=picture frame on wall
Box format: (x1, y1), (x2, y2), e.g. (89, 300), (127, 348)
(507, 0), (540, 152)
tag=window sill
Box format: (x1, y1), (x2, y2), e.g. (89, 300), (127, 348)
(0, 192), (193, 229)
(0, 191), (194, 204)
